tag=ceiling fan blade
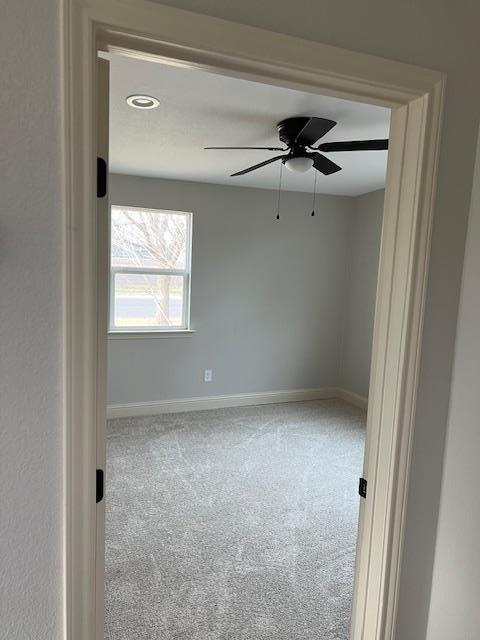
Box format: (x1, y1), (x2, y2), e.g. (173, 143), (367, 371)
(295, 117), (337, 146)
(312, 153), (342, 175)
(231, 155), (286, 177)
(316, 139), (389, 152)
(205, 146), (286, 151)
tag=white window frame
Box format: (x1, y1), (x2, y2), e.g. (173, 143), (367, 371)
(108, 205), (193, 334)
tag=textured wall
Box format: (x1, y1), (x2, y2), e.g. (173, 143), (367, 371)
(340, 190), (384, 398)
(0, 1), (63, 638)
(107, 174), (353, 403)
(426, 129), (480, 639)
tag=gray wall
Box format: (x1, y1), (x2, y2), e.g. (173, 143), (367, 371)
(340, 190), (384, 398)
(108, 174), (353, 403)
(108, 175), (384, 405)
(3, 0), (480, 638)
(426, 129), (480, 640)
(1, 1), (63, 638)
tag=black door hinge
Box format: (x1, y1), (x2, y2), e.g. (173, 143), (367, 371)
(97, 157), (107, 198)
(96, 469), (104, 503)
(359, 477), (367, 499)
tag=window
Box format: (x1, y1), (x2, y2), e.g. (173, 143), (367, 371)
(109, 206), (192, 332)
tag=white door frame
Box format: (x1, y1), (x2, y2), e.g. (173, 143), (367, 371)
(62, 1), (445, 638)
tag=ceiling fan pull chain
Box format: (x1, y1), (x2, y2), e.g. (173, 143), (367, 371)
(311, 169), (318, 216)
(276, 162), (283, 220)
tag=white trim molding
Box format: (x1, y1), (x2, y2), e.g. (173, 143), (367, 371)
(336, 388), (369, 411)
(63, 2), (445, 639)
(106, 387), (364, 419)
(108, 329), (196, 339)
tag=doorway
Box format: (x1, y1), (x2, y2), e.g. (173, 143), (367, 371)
(103, 50), (389, 639)
(63, 4), (445, 639)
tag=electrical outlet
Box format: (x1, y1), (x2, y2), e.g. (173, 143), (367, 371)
(204, 369), (213, 383)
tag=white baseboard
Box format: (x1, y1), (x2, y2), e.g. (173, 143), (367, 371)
(107, 386), (367, 419)
(336, 388), (369, 410)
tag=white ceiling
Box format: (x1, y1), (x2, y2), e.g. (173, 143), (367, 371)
(107, 52), (390, 196)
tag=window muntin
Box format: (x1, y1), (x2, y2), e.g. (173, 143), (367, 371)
(109, 206), (192, 331)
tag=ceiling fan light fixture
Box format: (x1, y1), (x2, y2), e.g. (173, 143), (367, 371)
(126, 94), (160, 109)
(206, 117), (387, 177)
(284, 156), (314, 173)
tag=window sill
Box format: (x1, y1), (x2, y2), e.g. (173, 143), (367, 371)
(108, 329), (196, 339)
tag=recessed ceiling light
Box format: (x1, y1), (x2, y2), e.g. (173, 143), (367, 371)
(126, 94), (160, 109)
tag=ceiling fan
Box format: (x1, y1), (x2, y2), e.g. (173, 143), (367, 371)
(205, 116), (388, 177)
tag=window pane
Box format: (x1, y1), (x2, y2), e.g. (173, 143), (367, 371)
(113, 273), (185, 328)
(111, 207), (188, 269)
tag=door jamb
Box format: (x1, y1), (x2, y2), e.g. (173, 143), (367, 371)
(62, 1), (445, 638)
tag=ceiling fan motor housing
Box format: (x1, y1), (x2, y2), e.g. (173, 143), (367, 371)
(277, 117), (311, 150)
